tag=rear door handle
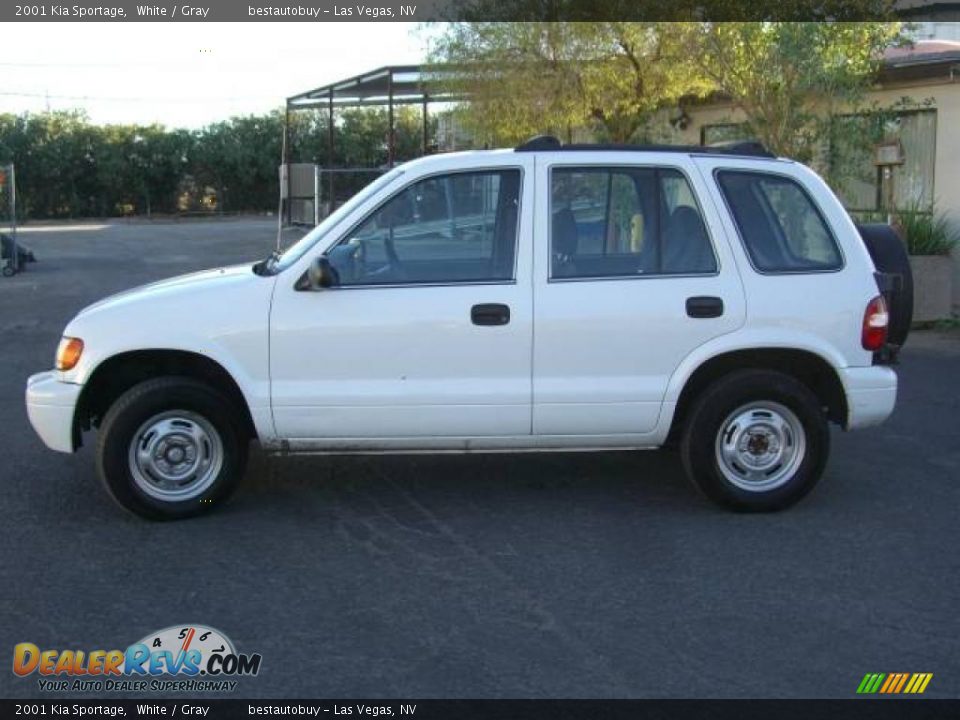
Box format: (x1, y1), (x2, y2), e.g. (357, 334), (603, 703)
(471, 303), (510, 326)
(686, 296), (724, 318)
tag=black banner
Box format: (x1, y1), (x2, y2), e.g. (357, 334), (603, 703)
(2, 0), (909, 22)
(0, 699), (957, 719)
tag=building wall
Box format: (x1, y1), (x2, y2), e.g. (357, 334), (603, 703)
(914, 21), (960, 41)
(676, 80), (960, 311)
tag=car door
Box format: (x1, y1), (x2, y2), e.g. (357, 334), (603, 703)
(269, 155), (534, 446)
(532, 152), (746, 439)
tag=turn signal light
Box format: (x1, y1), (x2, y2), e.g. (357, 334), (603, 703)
(55, 337), (84, 371)
(861, 296), (889, 352)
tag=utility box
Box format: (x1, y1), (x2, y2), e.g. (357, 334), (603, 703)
(280, 163), (319, 226)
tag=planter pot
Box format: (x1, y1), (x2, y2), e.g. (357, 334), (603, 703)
(909, 255), (953, 322)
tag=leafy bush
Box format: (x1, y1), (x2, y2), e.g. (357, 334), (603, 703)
(0, 108), (432, 219)
(894, 200), (960, 256)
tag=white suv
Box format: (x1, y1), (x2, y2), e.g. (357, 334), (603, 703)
(25, 138), (907, 519)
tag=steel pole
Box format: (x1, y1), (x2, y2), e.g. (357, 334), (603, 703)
(328, 89), (335, 216)
(387, 71), (395, 167)
(422, 92), (429, 155)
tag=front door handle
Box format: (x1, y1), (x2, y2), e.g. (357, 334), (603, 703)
(686, 296), (724, 318)
(471, 303), (511, 326)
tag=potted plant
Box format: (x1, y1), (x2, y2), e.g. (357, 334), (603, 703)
(893, 201), (959, 322)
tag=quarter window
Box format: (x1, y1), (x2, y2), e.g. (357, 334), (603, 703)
(550, 167), (716, 279)
(717, 171), (842, 272)
(327, 169), (521, 286)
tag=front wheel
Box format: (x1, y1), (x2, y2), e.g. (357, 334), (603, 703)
(96, 377), (248, 520)
(680, 370), (830, 512)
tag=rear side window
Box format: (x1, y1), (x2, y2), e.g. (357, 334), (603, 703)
(716, 170), (842, 273)
(550, 166), (716, 279)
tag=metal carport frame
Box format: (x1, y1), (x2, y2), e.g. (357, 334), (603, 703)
(283, 65), (462, 223)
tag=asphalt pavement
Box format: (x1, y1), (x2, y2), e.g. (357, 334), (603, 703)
(1, 218), (958, 699)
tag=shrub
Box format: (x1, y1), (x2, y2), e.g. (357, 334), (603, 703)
(893, 200), (959, 256)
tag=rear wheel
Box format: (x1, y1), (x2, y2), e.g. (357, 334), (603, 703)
(680, 370), (829, 511)
(96, 377), (247, 520)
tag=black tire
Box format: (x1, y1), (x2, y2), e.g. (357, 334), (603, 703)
(680, 370), (830, 512)
(856, 223), (913, 348)
(96, 377), (248, 520)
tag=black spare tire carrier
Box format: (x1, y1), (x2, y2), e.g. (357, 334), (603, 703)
(856, 223), (914, 361)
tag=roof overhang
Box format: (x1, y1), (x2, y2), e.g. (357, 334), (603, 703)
(286, 65), (463, 110)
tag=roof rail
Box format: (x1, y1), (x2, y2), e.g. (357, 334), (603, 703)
(515, 135), (562, 152)
(514, 135), (776, 158)
(706, 140), (776, 158)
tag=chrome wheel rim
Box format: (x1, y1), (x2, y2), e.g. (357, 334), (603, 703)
(128, 410), (223, 502)
(715, 401), (806, 492)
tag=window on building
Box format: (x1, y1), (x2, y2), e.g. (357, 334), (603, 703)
(830, 109), (937, 212)
(701, 123), (749, 146)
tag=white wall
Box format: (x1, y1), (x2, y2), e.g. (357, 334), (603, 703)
(913, 22), (960, 42)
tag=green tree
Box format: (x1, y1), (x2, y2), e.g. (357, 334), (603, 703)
(690, 22), (906, 161)
(192, 113), (285, 211)
(429, 23), (586, 145)
(429, 21), (904, 155)
(429, 22), (707, 145)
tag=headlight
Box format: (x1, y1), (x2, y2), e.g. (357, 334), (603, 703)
(55, 337), (84, 371)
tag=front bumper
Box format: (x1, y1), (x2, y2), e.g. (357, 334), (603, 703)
(26, 371), (82, 453)
(841, 365), (897, 430)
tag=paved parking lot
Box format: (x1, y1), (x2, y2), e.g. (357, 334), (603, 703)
(1, 218), (958, 699)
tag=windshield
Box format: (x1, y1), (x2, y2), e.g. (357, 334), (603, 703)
(272, 168), (405, 273)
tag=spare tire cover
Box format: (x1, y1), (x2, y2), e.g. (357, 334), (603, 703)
(856, 223), (913, 347)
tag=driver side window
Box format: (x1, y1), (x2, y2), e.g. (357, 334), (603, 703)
(327, 169), (521, 286)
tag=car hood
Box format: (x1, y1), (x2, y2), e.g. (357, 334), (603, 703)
(74, 263), (258, 319)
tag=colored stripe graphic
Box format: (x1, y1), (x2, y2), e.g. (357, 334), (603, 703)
(857, 673), (885, 694)
(879, 674), (896, 693)
(905, 673), (934, 694)
(893, 673), (910, 693)
(857, 673), (932, 694)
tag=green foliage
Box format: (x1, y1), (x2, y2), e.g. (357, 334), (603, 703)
(451, 0), (898, 22)
(429, 21), (906, 156)
(0, 107), (431, 219)
(693, 22), (907, 161)
(893, 200), (960, 257)
(428, 22), (707, 144)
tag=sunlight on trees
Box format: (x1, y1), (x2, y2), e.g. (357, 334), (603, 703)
(428, 21), (906, 155)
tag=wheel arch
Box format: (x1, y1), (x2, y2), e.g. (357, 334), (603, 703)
(666, 347), (849, 444)
(74, 349), (257, 448)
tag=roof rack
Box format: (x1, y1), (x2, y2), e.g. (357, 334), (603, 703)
(514, 135), (776, 159)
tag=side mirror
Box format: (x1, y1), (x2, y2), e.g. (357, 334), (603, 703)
(298, 256), (339, 291)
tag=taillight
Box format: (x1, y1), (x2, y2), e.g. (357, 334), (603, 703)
(862, 295), (889, 351)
